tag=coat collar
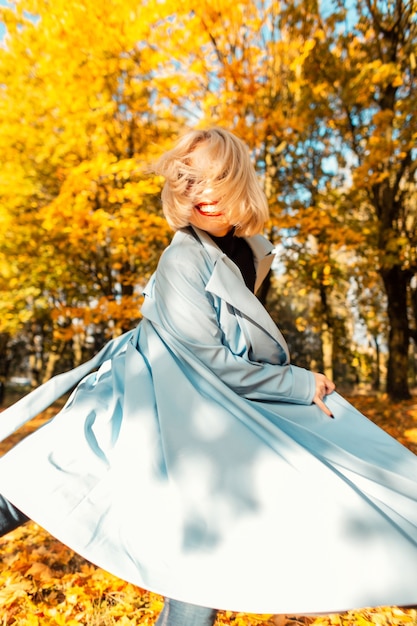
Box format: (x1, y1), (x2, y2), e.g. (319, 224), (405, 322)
(188, 226), (275, 293)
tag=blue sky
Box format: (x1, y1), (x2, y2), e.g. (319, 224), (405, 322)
(0, 0), (14, 42)
(0, 0), (9, 42)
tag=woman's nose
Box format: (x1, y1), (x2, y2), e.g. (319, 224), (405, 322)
(202, 187), (214, 195)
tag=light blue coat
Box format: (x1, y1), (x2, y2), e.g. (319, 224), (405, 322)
(1, 226), (417, 614)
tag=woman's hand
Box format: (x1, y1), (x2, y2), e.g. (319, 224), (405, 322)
(312, 372), (336, 418)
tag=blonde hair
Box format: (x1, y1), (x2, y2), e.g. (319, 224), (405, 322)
(153, 127), (269, 236)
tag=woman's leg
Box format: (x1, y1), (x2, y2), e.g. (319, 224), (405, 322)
(155, 598), (217, 626)
(0, 494), (29, 536)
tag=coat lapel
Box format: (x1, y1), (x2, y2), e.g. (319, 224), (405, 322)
(246, 234), (275, 293)
(189, 227), (290, 359)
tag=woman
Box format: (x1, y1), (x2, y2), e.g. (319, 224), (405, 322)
(0, 128), (417, 626)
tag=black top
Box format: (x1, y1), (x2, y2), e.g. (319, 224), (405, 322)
(210, 228), (256, 293)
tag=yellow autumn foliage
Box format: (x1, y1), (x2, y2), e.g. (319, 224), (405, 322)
(0, 0), (416, 393)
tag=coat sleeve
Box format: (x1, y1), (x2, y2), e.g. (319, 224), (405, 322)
(145, 245), (316, 405)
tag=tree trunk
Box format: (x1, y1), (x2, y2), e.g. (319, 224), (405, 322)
(0, 333), (10, 405)
(372, 335), (381, 392)
(319, 283), (334, 380)
(321, 321), (333, 381)
(381, 265), (411, 400)
(42, 351), (61, 384)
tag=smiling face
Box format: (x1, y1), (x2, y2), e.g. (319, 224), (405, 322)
(189, 188), (233, 237)
(186, 143), (234, 237)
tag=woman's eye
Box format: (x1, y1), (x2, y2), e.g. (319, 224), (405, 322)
(186, 178), (205, 192)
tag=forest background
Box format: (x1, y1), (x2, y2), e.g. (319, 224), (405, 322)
(0, 0), (416, 401)
(0, 0), (417, 624)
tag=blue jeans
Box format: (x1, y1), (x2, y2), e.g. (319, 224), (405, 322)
(155, 598), (218, 626)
